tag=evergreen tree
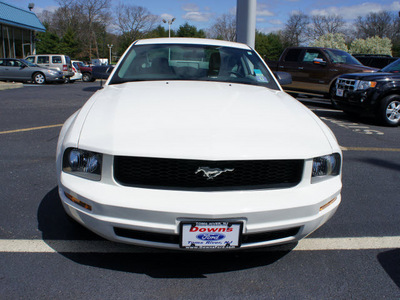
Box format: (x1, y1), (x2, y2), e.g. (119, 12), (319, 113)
(145, 25), (171, 38)
(59, 26), (80, 57)
(255, 31), (285, 61)
(36, 23), (61, 54)
(176, 23), (205, 38)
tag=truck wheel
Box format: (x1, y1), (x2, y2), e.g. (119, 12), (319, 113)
(379, 95), (400, 126)
(33, 72), (46, 84)
(82, 73), (92, 82)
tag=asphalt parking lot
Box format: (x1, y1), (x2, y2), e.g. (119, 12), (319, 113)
(0, 81), (399, 299)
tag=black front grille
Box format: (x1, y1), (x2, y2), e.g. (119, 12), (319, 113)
(113, 227), (301, 246)
(337, 78), (357, 91)
(114, 156), (303, 191)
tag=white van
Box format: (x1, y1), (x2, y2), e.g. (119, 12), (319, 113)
(25, 54), (74, 81)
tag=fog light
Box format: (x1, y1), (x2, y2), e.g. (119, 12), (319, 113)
(320, 197), (337, 211)
(65, 192), (92, 211)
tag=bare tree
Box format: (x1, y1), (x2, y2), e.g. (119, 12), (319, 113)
(76, 0), (111, 59)
(282, 12), (310, 46)
(208, 14), (236, 41)
(308, 15), (346, 40)
(354, 11), (398, 40)
(116, 4), (159, 43)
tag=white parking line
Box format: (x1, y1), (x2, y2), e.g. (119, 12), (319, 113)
(0, 237), (399, 253)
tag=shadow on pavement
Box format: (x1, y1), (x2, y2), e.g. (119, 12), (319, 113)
(37, 187), (295, 278)
(378, 249), (400, 289)
(82, 86), (102, 93)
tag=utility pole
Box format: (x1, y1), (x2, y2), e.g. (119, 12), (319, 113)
(236, 0), (256, 48)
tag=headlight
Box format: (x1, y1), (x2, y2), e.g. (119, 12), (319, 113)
(356, 80), (377, 90)
(62, 148), (102, 181)
(312, 153), (341, 183)
(46, 70), (58, 75)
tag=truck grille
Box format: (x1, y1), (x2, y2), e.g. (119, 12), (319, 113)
(114, 156), (304, 191)
(337, 78), (357, 91)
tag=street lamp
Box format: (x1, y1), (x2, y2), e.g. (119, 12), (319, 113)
(162, 18), (176, 38)
(107, 44), (113, 65)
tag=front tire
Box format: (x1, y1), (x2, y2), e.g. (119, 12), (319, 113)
(33, 72), (46, 84)
(378, 95), (400, 126)
(82, 73), (93, 82)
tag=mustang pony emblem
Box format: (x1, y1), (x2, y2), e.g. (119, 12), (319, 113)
(195, 167), (234, 180)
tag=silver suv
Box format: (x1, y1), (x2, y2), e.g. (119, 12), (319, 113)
(25, 54), (74, 80)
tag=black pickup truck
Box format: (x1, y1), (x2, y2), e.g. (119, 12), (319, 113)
(333, 59), (400, 126)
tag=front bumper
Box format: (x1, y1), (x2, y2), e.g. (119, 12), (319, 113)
(333, 89), (378, 115)
(58, 163), (342, 250)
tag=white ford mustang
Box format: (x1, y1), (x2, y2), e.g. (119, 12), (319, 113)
(56, 38), (342, 250)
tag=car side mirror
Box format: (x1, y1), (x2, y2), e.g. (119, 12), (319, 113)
(313, 58), (327, 66)
(274, 71), (292, 85)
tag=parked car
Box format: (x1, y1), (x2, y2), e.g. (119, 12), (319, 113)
(91, 64), (114, 80)
(333, 58), (400, 126)
(352, 54), (398, 69)
(25, 54), (74, 81)
(0, 58), (64, 84)
(72, 61), (95, 82)
(69, 61), (82, 83)
(57, 38), (342, 251)
(267, 47), (377, 106)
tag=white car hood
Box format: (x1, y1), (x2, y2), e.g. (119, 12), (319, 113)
(77, 81), (334, 160)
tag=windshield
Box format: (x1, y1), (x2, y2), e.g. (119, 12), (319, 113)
(109, 43), (280, 90)
(20, 59), (37, 67)
(325, 49), (362, 65)
(381, 58), (400, 73)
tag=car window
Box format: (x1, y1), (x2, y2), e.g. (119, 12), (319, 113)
(21, 59), (36, 67)
(52, 56), (62, 64)
(284, 49), (302, 62)
(302, 50), (323, 63)
(0, 59), (5, 66)
(13, 60), (22, 67)
(38, 56), (49, 64)
(110, 43), (280, 90)
(25, 57), (35, 63)
(381, 59), (400, 73)
(8, 60), (21, 67)
(325, 49), (361, 65)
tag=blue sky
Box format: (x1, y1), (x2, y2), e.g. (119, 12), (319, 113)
(10, 0), (400, 34)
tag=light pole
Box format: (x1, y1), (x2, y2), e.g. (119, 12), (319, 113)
(162, 18), (176, 38)
(107, 44), (113, 64)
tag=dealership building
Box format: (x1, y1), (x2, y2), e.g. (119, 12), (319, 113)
(0, 1), (45, 58)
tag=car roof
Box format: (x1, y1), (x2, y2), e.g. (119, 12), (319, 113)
(26, 54), (69, 56)
(134, 37), (251, 50)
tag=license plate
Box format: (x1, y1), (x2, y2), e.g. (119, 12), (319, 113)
(336, 88), (344, 97)
(181, 221), (242, 249)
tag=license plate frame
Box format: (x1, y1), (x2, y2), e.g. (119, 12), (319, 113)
(180, 221), (243, 249)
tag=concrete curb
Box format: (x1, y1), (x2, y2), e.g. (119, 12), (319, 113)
(0, 81), (24, 90)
